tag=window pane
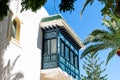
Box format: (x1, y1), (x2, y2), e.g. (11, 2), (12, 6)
(60, 40), (64, 56)
(65, 46), (69, 61)
(51, 39), (57, 54)
(44, 40), (50, 55)
(11, 20), (16, 38)
(70, 51), (73, 64)
(75, 55), (78, 69)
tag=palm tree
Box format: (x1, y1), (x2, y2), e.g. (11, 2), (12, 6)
(81, 17), (120, 64)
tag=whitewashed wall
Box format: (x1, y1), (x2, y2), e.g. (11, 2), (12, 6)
(0, 0), (49, 80)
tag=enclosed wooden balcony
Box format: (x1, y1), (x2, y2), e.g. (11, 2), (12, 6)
(40, 14), (85, 80)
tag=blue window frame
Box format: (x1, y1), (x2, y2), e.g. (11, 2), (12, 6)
(70, 50), (74, 64)
(44, 40), (50, 55)
(65, 45), (70, 61)
(44, 39), (57, 55)
(42, 38), (57, 69)
(60, 40), (65, 56)
(59, 38), (79, 69)
(75, 55), (79, 69)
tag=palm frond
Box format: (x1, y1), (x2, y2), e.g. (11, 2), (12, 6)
(115, 18), (120, 27)
(81, 43), (110, 59)
(81, 0), (94, 15)
(102, 19), (118, 33)
(101, 0), (114, 15)
(106, 48), (117, 65)
(91, 29), (110, 36)
(84, 29), (112, 45)
(83, 13), (120, 64)
(93, 53), (98, 59)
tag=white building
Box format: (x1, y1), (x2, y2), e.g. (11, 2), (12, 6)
(0, 0), (84, 80)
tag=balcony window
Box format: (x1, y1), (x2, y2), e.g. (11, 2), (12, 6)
(65, 45), (70, 61)
(75, 55), (79, 69)
(60, 40), (65, 56)
(44, 40), (50, 55)
(51, 39), (57, 54)
(44, 39), (57, 55)
(42, 38), (57, 69)
(70, 51), (74, 64)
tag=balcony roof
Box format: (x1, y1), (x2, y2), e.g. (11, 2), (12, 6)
(40, 14), (85, 50)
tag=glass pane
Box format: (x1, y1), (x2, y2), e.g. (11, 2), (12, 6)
(70, 51), (73, 64)
(75, 55), (78, 69)
(11, 20), (16, 38)
(51, 39), (57, 54)
(60, 40), (64, 56)
(65, 46), (69, 61)
(44, 40), (50, 55)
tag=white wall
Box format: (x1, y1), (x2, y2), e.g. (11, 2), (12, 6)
(0, 0), (49, 80)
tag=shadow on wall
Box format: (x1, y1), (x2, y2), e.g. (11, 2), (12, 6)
(1, 55), (24, 80)
(0, 39), (24, 80)
(0, 39), (9, 79)
(37, 26), (43, 50)
(0, 15), (10, 79)
(0, 11), (24, 80)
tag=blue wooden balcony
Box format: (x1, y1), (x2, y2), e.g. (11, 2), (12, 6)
(42, 53), (80, 80)
(40, 14), (85, 80)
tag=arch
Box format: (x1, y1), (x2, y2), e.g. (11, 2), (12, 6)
(11, 17), (21, 41)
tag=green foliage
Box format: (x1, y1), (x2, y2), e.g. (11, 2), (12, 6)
(81, 17), (120, 64)
(0, 0), (9, 20)
(0, 0), (120, 20)
(81, 0), (119, 18)
(21, 0), (76, 12)
(21, 0), (47, 12)
(81, 0), (94, 15)
(81, 53), (108, 80)
(0, 0), (76, 20)
(59, 0), (76, 12)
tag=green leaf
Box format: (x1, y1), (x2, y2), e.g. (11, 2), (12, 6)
(81, 43), (110, 59)
(106, 48), (117, 65)
(81, 0), (94, 15)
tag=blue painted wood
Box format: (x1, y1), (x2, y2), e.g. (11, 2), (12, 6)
(44, 32), (57, 39)
(42, 28), (80, 80)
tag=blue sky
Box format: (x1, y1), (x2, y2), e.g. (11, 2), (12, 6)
(44, 0), (120, 80)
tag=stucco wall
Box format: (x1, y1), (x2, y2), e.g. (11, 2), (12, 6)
(0, 0), (49, 80)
